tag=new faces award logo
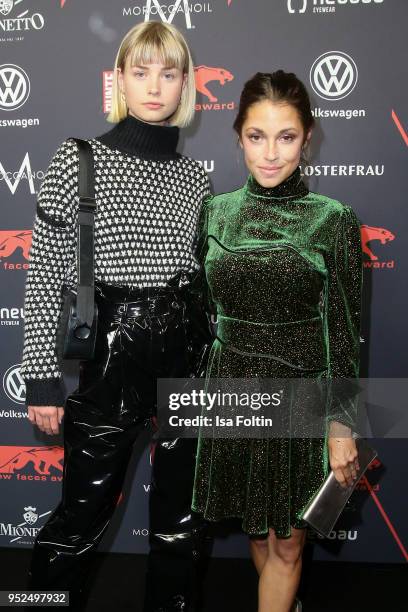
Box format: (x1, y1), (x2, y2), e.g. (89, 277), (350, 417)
(361, 225), (395, 270)
(194, 65), (235, 112)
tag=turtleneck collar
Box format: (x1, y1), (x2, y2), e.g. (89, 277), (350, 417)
(245, 167), (308, 200)
(96, 114), (180, 159)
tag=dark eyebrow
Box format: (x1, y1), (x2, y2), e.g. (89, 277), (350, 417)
(245, 126), (299, 135)
(277, 127), (298, 135)
(245, 127), (265, 134)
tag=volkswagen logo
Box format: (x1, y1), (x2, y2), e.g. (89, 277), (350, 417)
(310, 51), (358, 101)
(0, 64), (30, 111)
(3, 364), (26, 404)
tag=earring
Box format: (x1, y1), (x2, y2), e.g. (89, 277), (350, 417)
(120, 91), (126, 102)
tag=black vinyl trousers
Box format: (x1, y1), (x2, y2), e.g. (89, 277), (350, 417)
(27, 282), (210, 611)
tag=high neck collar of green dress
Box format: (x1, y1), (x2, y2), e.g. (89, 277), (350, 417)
(246, 167), (309, 200)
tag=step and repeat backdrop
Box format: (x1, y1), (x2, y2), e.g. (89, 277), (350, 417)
(0, 1), (407, 564)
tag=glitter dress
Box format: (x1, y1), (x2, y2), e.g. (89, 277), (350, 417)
(192, 167), (362, 537)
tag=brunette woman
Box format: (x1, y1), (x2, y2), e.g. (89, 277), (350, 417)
(192, 71), (362, 612)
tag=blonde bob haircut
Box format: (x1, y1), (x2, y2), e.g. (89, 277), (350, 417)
(107, 21), (196, 128)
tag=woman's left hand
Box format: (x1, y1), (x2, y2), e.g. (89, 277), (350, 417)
(328, 422), (360, 488)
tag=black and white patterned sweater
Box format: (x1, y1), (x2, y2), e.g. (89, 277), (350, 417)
(20, 115), (211, 407)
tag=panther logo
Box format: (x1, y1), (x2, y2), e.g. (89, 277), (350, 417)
(0, 446), (63, 474)
(360, 225), (395, 261)
(194, 66), (234, 103)
(0, 230), (32, 260)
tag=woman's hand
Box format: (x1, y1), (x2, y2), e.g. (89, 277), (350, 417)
(328, 421), (360, 488)
(28, 406), (64, 435)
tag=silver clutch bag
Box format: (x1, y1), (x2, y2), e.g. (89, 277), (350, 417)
(301, 437), (378, 537)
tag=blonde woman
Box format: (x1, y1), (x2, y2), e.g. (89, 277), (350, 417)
(21, 22), (211, 611)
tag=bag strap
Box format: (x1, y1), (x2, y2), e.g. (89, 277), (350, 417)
(72, 138), (97, 333)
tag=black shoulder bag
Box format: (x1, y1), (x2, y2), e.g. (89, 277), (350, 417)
(56, 138), (98, 362)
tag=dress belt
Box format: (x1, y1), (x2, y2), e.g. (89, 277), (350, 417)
(95, 282), (187, 318)
(216, 315), (328, 371)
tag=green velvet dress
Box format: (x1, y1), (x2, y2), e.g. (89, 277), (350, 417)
(191, 167), (362, 537)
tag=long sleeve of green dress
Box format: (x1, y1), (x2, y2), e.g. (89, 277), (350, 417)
(325, 206), (362, 429)
(192, 168), (363, 536)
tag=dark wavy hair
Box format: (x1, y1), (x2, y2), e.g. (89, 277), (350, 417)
(233, 70), (315, 143)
